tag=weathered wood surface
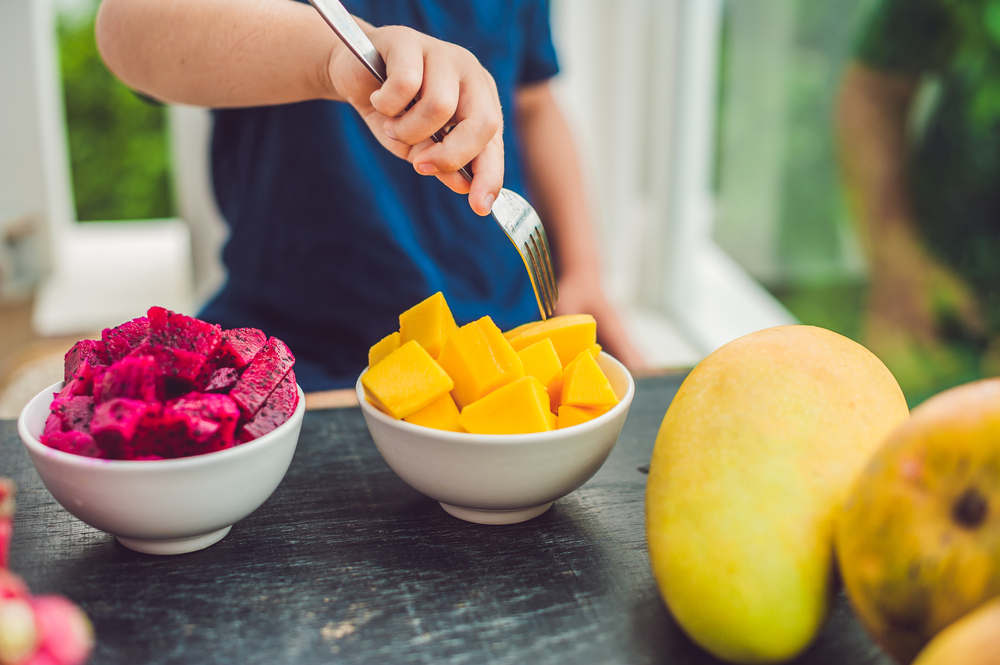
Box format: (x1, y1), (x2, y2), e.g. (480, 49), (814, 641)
(0, 373), (890, 665)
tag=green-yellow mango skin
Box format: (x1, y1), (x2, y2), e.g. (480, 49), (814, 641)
(912, 596), (1000, 665)
(837, 379), (1000, 664)
(646, 325), (909, 664)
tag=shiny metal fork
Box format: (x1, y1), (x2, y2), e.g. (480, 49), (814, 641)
(309, 0), (559, 319)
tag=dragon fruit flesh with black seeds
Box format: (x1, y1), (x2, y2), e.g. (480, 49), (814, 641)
(101, 316), (150, 363)
(230, 337), (295, 418)
(38, 307), (297, 459)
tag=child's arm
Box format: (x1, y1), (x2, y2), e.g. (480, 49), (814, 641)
(95, 0), (503, 215)
(515, 81), (647, 369)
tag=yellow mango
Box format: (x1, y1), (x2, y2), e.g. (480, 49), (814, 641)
(503, 319), (541, 342)
(361, 340), (454, 419)
(436, 316), (524, 409)
(507, 314), (597, 366)
(399, 291), (458, 359)
(590, 343), (602, 358)
(557, 404), (611, 429)
(368, 331), (401, 368)
(561, 349), (618, 409)
(516, 338), (562, 393)
(546, 410), (556, 431)
(404, 393), (464, 432)
(459, 376), (553, 435)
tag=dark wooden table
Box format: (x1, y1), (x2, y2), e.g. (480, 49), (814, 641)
(1, 373), (890, 664)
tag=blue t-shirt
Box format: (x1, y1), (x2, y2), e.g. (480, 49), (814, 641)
(199, 0), (559, 391)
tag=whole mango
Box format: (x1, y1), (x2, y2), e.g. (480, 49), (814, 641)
(646, 325), (908, 663)
(911, 596), (1000, 665)
(837, 378), (1000, 663)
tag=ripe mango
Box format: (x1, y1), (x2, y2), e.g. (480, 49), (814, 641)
(646, 325), (908, 664)
(911, 596), (1000, 665)
(836, 378), (1000, 664)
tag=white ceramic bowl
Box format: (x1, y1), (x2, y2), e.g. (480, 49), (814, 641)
(356, 352), (635, 525)
(17, 381), (305, 555)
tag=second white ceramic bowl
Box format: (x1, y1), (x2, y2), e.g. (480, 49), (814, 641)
(18, 381), (305, 555)
(357, 352), (635, 525)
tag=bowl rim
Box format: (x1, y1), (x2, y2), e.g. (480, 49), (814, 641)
(18, 380), (306, 469)
(355, 350), (635, 444)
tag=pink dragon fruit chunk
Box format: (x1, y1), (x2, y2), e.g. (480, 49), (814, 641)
(230, 337), (295, 418)
(47, 396), (94, 434)
(204, 366), (239, 393)
(90, 398), (149, 457)
(147, 306), (223, 357)
(0, 480), (13, 569)
(216, 327), (267, 369)
(28, 596), (95, 665)
(62, 339), (106, 383)
(238, 369), (298, 442)
(38, 431), (102, 458)
(43, 413), (62, 437)
(94, 355), (160, 404)
(54, 376), (91, 401)
(168, 392), (241, 452)
(101, 316), (150, 363)
(128, 343), (207, 389)
(130, 405), (207, 459)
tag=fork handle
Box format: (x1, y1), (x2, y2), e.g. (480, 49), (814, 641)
(309, 0), (474, 183)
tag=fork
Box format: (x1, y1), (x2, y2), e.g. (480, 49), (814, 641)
(308, 0), (559, 319)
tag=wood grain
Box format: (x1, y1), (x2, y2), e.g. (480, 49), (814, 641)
(0, 374), (890, 665)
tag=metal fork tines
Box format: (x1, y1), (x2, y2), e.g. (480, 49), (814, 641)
(490, 189), (558, 319)
(308, 0), (559, 320)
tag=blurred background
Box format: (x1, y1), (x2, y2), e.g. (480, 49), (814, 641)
(1, 0), (995, 415)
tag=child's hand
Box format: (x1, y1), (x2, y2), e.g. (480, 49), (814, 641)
(326, 23), (504, 217)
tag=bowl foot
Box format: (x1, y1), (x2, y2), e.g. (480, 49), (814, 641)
(115, 525), (233, 555)
(439, 502), (553, 525)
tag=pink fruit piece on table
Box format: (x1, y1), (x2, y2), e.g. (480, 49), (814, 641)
(102, 316), (150, 363)
(147, 306), (223, 357)
(62, 339), (106, 384)
(230, 337), (295, 418)
(215, 327), (267, 369)
(204, 366), (239, 393)
(239, 369), (299, 442)
(0, 480), (12, 569)
(28, 596), (94, 665)
(94, 355), (160, 404)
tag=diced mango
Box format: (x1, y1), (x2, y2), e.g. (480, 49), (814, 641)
(590, 343), (602, 358)
(368, 331), (401, 368)
(557, 404), (611, 429)
(546, 410), (556, 431)
(404, 393), (464, 432)
(361, 340), (454, 419)
(459, 376), (553, 435)
(548, 376), (563, 414)
(436, 316), (524, 409)
(516, 338), (562, 392)
(399, 292), (458, 359)
(503, 320), (541, 342)
(507, 314), (597, 366)
(561, 349), (618, 409)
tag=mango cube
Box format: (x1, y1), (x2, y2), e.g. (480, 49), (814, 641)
(561, 349), (618, 409)
(507, 314), (597, 366)
(399, 291), (458, 359)
(459, 376), (553, 435)
(436, 316), (524, 409)
(516, 338), (562, 392)
(368, 331), (401, 368)
(404, 393), (464, 432)
(557, 404), (611, 429)
(503, 320), (541, 342)
(361, 340), (454, 419)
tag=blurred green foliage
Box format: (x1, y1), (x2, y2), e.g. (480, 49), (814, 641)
(58, 1), (175, 221)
